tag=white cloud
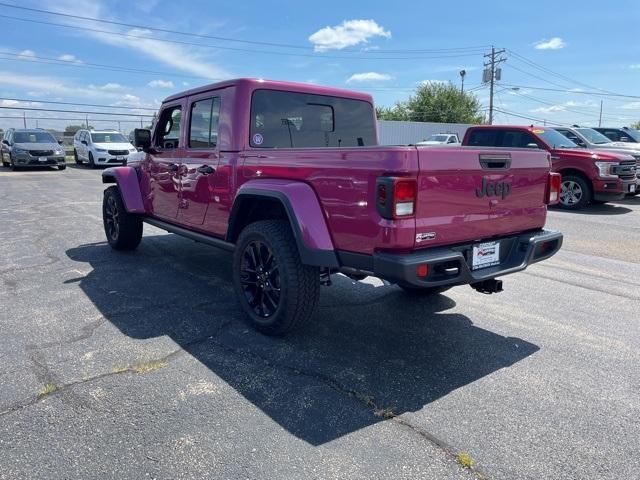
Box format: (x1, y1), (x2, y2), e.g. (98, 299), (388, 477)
(620, 102), (640, 110)
(309, 19), (390, 52)
(346, 72), (392, 83)
(88, 82), (126, 92)
(630, 64), (640, 69)
(182, 81), (190, 87)
(19, 49), (36, 57)
(564, 100), (597, 107)
(113, 94), (142, 107)
(58, 53), (82, 63)
(147, 79), (174, 88)
(48, 0), (230, 80)
(419, 79), (447, 85)
(534, 37), (566, 50)
(531, 105), (565, 113)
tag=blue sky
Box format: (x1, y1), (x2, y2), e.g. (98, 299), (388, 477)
(1, 0), (639, 131)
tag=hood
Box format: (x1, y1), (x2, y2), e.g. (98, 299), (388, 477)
(608, 141), (640, 151)
(14, 142), (62, 151)
(93, 142), (135, 150)
(554, 148), (635, 162)
(416, 141), (444, 145)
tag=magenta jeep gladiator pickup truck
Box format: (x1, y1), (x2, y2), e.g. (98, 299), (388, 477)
(101, 78), (563, 335)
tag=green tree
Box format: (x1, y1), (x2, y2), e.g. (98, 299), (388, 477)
(377, 81), (485, 124)
(631, 121), (640, 130)
(64, 124), (91, 134)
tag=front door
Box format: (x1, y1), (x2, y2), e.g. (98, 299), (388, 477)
(179, 95), (221, 226)
(148, 103), (183, 220)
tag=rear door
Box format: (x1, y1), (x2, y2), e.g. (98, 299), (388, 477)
(415, 145), (550, 248)
(148, 102), (183, 220)
(179, 93), (222, 226)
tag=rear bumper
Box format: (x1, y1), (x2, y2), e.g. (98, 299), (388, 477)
(343, 229), (563, 288)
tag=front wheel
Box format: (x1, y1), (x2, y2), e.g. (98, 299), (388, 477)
(74, 149), (81, 164)
(102, 186), (143, 250)
(58, 164), (66, 170)
(232, 220), (320, 336)
(88, 152), (96, 168)
(559, 175), (591, 210)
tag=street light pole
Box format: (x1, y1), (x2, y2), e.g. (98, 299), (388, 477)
(459, 69), (466, 94)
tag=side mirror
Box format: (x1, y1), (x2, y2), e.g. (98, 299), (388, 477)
(525, 143), (540, 149)
(2, 139), (8, 145)
(81, 140), (88, 145)
(134, 128), (152, 151)
(58, 140), (63, 145)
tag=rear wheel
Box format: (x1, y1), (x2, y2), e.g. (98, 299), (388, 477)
(559, 174), (591, 210)
(88, 152), (96, 168)
(102, 186), (143, 250)
(232, 220), (320, 336)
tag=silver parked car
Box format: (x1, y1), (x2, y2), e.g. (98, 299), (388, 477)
(1, 128), (66, 171)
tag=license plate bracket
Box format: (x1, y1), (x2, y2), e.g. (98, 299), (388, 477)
(38, 157), (47, 162)
(472, 241), (500, 270)
(630, 184), (636, 193)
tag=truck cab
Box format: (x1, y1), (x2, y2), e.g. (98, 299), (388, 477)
(462, 125), (637, 209)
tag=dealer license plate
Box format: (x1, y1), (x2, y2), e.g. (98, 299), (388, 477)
(472, 241), (500, 270)
(116, 156), (124, 161)
(630, 184), (636, 193)
(38, 157), (47, 162)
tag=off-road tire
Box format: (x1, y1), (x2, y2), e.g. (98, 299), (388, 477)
(559, 174), (591, 210)
(88, 152), (96, 168)
(102, 186), (143, 251)
(232, 220), (320, 336)
(398, 285), (451, 296)
(74, 149), (81, 164)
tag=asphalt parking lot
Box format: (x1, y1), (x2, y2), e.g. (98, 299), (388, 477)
(1, 165), (638, 480)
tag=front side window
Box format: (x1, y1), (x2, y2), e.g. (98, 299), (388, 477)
(249, 89), (375, 148)
(156, 105), (182, 149)
(189, 97), (221, 148)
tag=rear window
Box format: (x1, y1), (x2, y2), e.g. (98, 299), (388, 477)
(467, 129), (546, 148)
(249, 89), (375, 148)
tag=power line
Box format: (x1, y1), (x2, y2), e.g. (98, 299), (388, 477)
(0, 105), (155, 117)
(0, 115), (148, 123)
(0, 13), (484, 61)
(0, 2), (491, 55)
(500, 83), (640, 100)
(0, 50), (216, 81)
(0, 96), (157, 111)
(492, 107), (565, 126)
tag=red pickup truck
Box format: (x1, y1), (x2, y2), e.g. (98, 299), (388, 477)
(462, 125), (638, 209)
(101, 79), (562, 335)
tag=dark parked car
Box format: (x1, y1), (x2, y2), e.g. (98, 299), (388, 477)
(593, 127), (640, 144)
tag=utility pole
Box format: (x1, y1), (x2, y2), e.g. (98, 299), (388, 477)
(85, 114), (89, 129)
(598, 100), (603, 127)
(459, 69), (466, 94)
(483, 46), (506, 125)
(22, 111), (26, 128)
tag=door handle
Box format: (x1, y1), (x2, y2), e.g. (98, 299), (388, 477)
(197, 165), (215, 175)
(167, 163), (179, 172)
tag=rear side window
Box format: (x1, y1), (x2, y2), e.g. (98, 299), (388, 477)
(189, 97), (221, 148)
(467, 129), (500, 147)
(249, 89), (375, 148)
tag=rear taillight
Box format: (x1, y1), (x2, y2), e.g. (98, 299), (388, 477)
(376, 177), (417, 219)
(547, 172), (561, 205)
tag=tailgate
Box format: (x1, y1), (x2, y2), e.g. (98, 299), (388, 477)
(414, 147), (550, 248)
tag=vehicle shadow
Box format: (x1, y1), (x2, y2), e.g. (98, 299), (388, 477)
(550, 203), (633, 215)
(66, 235), (539, 446)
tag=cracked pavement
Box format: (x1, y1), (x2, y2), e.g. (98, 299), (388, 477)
(1, 165), (639, 479)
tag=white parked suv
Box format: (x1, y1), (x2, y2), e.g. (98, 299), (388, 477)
(73, 129), (136, 168)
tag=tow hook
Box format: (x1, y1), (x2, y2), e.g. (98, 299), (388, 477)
(471, 279), (503, 294)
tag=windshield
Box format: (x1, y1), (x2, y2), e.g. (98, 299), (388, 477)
(576, 128), (611, 145)
(428, 135), (449, 142)
(13, 131), (57, 143)
(535, 128), (577, 148)
(91, 133), (128, 143)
